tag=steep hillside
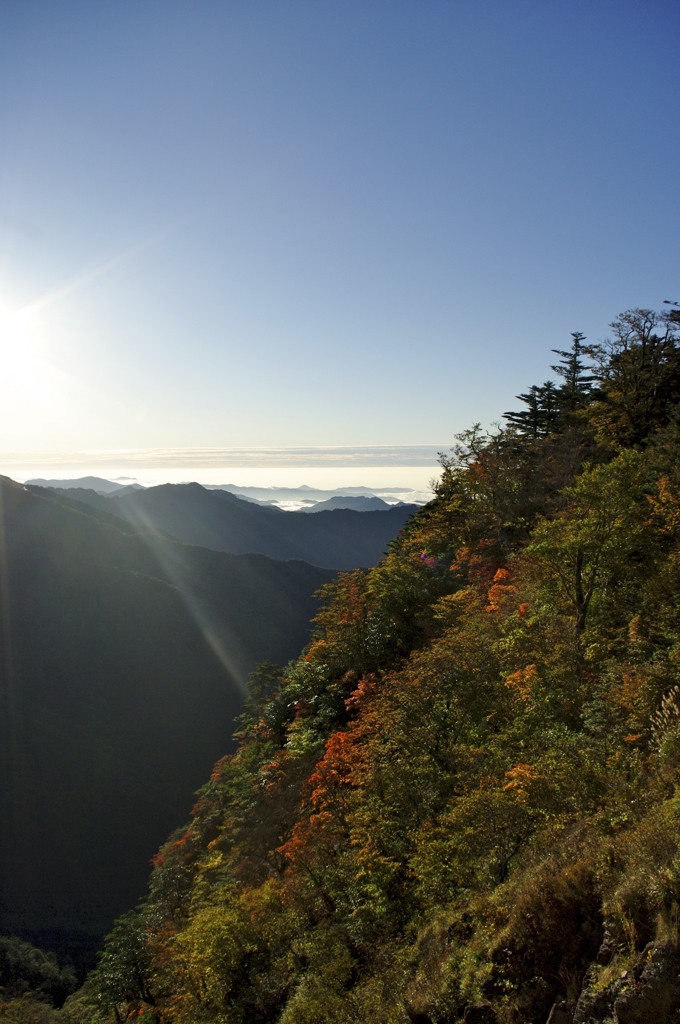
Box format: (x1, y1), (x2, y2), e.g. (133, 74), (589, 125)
(67, 306), (680, 1024)
(0, 478), (334, 937)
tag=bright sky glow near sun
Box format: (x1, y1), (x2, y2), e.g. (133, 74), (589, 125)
(1, 1), (678, 489)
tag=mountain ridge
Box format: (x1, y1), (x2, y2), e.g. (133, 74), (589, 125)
(31, 480), (417, 568)
(0, 476), (335, 936)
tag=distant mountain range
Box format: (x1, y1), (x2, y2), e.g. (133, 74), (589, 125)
(300, 494), (393, 512)
(213, 482), (429, 509)
(27, 476), (429, 510)
(0, 476), (336, 937)
(29, 480), (418, 568)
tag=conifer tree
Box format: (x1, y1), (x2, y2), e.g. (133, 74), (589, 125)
(503, 381), (559, 437)
(550, 331), (595, 412)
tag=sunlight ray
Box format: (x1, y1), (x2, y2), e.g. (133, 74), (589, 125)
(17, 219), (191, 319)
(116, 501), (249, 694)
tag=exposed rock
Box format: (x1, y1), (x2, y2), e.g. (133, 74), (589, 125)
(546, 999), (574, 1023)
(571, 942), (680, 1024)
(613, 942), (680, 1023)
(595, 930), (620, 966)
(573, 980), (622, 1023)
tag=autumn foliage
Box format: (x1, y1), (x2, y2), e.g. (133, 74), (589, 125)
(69, 307), (680, 1024)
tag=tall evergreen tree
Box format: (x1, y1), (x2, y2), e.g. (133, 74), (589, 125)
(551, 331), (595, 412)
(503, 381), (559, 438)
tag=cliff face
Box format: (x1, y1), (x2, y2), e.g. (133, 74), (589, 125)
(545, 941), (680, 1024)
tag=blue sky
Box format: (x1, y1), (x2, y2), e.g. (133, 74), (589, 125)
(1, 1), (678, 483)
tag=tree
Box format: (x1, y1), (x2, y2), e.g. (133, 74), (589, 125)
(79, 910), (156, 1022)
(0, 936), (75, 1007)
(504, 382), (560, 438)
(525, 450), (649, 633)
(585, 308), (680, 444)
(551, 332), (596, 412)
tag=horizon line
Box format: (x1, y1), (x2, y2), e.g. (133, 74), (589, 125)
(0, 444), (449, 469)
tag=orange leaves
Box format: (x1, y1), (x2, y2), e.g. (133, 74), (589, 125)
(277, 817), (315, 868)
(504, 663), (539, 702)
(449, 541), (499, 588)
(610, 668), (647, 716)
(150, 826), (198, 872)
(503, 762), (539, 801)
(302, 638), (328, 664)
(210, 754), (231, 782)
(486, 566), (516, 612)
(312, 570), (369, 638)
(278, 722), (371, 881)
(605, 665), (660, 737)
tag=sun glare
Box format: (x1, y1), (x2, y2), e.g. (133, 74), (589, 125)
(0, 299), (69, 442)
(1, 306), (38, 377)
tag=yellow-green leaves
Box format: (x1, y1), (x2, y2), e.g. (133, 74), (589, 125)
(526, 450), (649, 633)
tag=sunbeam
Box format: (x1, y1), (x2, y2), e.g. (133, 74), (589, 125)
(19, 219), (191, 318)
(115, 500), (250, 694)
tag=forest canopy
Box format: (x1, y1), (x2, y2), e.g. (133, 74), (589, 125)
(37, 305), (680, 1024)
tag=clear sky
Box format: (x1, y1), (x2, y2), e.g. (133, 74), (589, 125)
(1, 1), (678, 485)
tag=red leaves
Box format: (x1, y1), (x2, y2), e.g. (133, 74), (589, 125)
(344, 675), (379, 714)
(210, 754), (231, 782)
(260, 752), (288, 793)
(278, 722), (370, 876)
(150, 827), (196, 870)
(308, 729), (367, 812)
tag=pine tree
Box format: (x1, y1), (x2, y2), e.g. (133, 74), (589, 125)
(550, 331), (595, 412)
(503, 381), (560, 438)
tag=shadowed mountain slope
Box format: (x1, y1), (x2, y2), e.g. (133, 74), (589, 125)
(0, 477), (333, 936)
(42, 482), (417, 568)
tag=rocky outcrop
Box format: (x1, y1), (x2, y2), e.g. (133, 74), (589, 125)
(561, 942), (680, 1024)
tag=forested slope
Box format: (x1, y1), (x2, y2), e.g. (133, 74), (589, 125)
(58, 307), (680, 1023)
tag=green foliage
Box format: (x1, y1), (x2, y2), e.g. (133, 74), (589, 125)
(0, 995), (62, 1023)
(77, 304), (680, 1023)
(525, 449), (650, 632)
(76, 910), (156, 1021)
(0, 936), (76, 1007)
(586, 307), (680, 445)
(603, 795), (680, 950)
